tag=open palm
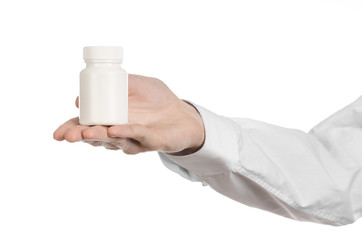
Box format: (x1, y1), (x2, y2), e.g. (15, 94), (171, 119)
(53, 74), (204, 155)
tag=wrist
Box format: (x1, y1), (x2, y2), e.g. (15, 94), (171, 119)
(168, 100), (205, 156)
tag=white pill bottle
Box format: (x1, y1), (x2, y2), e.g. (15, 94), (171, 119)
(79, 46), (128, 125)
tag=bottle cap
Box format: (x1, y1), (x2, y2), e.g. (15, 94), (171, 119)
(83, 46), (123, 62)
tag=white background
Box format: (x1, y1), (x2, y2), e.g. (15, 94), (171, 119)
(0, 0), (361, 239)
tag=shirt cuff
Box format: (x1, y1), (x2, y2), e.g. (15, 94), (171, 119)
(159, 100), (242, 178)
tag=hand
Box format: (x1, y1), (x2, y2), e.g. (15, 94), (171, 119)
(53, 74), (205, 155)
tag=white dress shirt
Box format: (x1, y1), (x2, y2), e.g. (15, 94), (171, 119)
(158, 96), (362, 226)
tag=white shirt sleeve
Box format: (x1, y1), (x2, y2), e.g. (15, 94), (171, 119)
(158, 96), (362, 226)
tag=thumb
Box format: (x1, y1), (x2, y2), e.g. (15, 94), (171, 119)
(75, 96), (79, 108)
(108, 124), (162, 151)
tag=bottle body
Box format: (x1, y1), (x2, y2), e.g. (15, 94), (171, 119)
(79, 63), (128, 125)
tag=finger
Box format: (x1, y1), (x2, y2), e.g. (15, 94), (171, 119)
(53, 117), (80, 141)
(64, 125), (90, 143)
(83, 140), (118, 150)
(83, 140), (103, 147)
(108, 124), (161, 150)
(107, 125), (145, 154)
(107, 135), (145, 154)
(108, 137), (127, 149)
(82, 125), (108, 140)
(103, 143), (119, 150)
(122, 138), (144, 155)
(75, 96), (79, 108)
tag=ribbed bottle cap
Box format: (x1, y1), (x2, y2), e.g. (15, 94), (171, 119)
(83, 46), (123, 62)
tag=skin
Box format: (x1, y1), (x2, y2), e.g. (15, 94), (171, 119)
(53, 74), (205, 155)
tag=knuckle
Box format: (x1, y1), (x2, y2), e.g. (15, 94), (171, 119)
(65, 134), (78, 143)
(82, 130), (93, 139)
(107, 127), (118, 136)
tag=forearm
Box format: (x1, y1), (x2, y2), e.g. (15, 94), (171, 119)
(159, 96), (362, 226)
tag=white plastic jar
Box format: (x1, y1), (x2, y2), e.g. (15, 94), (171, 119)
(79, 46), (128, 125)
